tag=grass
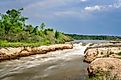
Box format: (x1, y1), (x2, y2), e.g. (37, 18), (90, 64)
(0, 40), (51, 47)
(0, 31), (73, 47)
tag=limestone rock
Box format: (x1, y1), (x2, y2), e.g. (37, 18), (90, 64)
(88, 58), (121, 80)
(84, 46), (121, 63)
(0, 44), (73, 61)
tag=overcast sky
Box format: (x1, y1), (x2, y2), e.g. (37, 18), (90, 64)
(0, 0), (121, 36)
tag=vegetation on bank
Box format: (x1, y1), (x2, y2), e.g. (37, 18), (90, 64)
(66, 34), (121, 40)
(0, 8), (72, 47)
(87, 71), (119, 80)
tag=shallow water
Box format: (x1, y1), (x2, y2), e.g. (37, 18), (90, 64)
(0, 44), (88, 80)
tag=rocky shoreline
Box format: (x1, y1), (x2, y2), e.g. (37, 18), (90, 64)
(84, 42), (121, 79)
(0, 44), (73, 62)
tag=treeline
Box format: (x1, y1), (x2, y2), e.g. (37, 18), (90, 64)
(66, 34), (121, 40)
(0, 8), (72, 47)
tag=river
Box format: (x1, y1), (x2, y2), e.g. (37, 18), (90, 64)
(0, 44), (88, 80)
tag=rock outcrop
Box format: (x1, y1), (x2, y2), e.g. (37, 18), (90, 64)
(84, 45), (121, 63)
(88, 58), (121, 80)
(0, 44), (73, 62)
(84, 43), (121, 79)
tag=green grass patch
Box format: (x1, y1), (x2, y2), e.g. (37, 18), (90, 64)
(0, 40), (51, 47)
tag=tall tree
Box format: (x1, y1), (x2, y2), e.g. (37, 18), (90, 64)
(0, 8), (28, 34)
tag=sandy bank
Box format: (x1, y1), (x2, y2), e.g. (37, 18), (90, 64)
(0, 44), (73, 62)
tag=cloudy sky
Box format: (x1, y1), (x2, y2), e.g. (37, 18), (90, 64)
(0, 0), (121, 35)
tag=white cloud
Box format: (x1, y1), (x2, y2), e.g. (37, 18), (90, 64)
(84, 5), (104, 12)
(80, 0), (87, 2)
(84, 1), (121, 13)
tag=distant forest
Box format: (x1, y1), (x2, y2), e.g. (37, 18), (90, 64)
(66, 34), (121, 40)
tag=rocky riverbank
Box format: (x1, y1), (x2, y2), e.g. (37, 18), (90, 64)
(0, 44), (73, 62)
(84, 42), (121, 80)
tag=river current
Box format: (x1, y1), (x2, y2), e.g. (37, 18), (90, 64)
(0, 44), (88, 80)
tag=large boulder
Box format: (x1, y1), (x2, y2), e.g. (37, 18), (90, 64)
(88, 58), (121, 80)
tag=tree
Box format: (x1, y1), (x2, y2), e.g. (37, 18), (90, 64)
(6, 8), (28, 27)
(0, 8), (72, 43)
(40, 22), (45, 30)
(32, 26), (39, 35)
(0, 8), (28, 34)
(25, 25), (34, 33)
(55, 30), (60, 39)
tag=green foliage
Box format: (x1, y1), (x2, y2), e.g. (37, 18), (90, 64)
(88, 71), (119, 80)
(39, 22), (45, 30)
(25, 25), (34, 34)
(0, 8), (27, 34)
(55, 30), (59, 39)
(43, 29), (48, 35)
(87, 68), (119, 80)
(66, 34), (121, 40)
(0, 8), (72, 47)
(55, 32), (72, 44)
(0, 41), (50, 47)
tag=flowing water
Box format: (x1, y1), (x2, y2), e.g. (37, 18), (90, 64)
(0, 44), (88, 80)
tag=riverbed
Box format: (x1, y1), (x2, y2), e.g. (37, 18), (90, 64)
(0, 44), (88, 80)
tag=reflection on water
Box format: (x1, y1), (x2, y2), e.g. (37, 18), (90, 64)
(0, 44), (88, 80)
